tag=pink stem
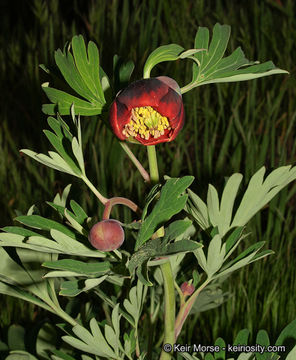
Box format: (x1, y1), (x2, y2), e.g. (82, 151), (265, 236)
(102, 197), (141, 220)
(174, 278), (211, 340)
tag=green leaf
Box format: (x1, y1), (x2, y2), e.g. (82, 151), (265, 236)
(255, 330), (270, 360)
(235, 354), (254, 360)
(129, 239), (163, 277)
(286, 345), (296, 360)
(21, 149), (78, 176)
(221, 241), (265, 271)
(70, 200), (88, 224)
(166, 240), (202, 254)
(60, 276), (108, 296)
(143, 44), (184, 78)
(234, 329), (250, 346)
(71, 35), (105, 102)
(141, 183), (161, 221)
(104, 324), (119, 355)
(0, 281), (52, 312)
(186, 166), (296, 238)
(0, 247), (58, 313)
(180, 353), (200, 360)
(163, 220), (193, 243)
(36, 323), (57, 359)
(42, 85), (105, 116)
(0, 230), (105, 258)
(207, 184), (220, 229)
(135, 176), (194, 250)
(23, 111), (86, 178)
(123, 281), (147, 326)
(111, 304), (121, 339)
(205, 353), (215, 360)
(89, 318), (117, 358)
(53, 184), (72, 207)
(182, 23), (288, 93)
(64, 209), (85, 235)
(275, 319), (296, 358)
(49, 229), (105, 257)
(214, 242), (272, 280)
(194, 247), (208, 273)
(185, 189), (209, 230)
(5, 351), (38, 360)
(46, 202), (66, 218)
(113, 55), (135, 92)
(192, 285), (229, 313)
(218, 174), (243, 236)
(136, 260), (152, 286)
(1, 226), (40, 237)
(47, 116), (64, 137)
(214, 337), (226, 360)
(72, 136), (85, 174)
(42, 36), (106, 116)
(62, 319), (116, 358)
(206, 234), (225, 277)
(15, 215), (76, 238)
(0, 340), (8, 351)
(231, 166), (296, 228)
(8, 325), (26, 350)
(225, 227), (245, 255)
(42, 259), (110, 276)
(130, 235), (200, 285)
(43, 129), (81, 174)
(207, 174), (243, 237)
(51, 350), (76, 360)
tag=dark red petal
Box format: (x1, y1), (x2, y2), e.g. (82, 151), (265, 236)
(156, 76), (182, 95)
(156, 86), (183, 126)
(168, 104), (185, 142)
(110, 99), (130, 140)
(116, 78), (169, 110)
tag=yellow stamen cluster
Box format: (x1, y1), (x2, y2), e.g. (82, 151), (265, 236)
(122, 106), (171, 140)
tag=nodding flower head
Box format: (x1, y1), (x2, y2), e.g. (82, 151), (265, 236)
(110, 76), (184, 145)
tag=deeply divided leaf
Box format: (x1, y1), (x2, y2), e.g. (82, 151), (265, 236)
(182, 23), (288, 93)
(135, 176), (194, 250)
(42, 35), (106, 116)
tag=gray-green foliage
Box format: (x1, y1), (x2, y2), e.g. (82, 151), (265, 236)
(186, 166), (296, 237)
(183, 165), (296, 283)
(42, 35), (106, 116)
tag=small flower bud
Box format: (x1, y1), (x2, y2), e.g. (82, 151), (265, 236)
(180, 282), (195, 296)
(88, 220), (125, 251)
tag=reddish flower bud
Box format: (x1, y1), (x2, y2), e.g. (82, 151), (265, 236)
(88, 220), (125, 251)
(110, 76), (185, 145)
(180, 282), (195, 296)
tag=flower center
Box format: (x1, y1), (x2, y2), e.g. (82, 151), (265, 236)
(122, 106), (171, 140)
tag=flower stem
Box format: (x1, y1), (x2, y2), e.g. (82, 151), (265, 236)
(81, 174), (109, 205)
(159, 260), (176, 360)
(120, 142), (150, 183)
(102, 197), (142, 220)
(146, 145), (175, 360)
(174, 277), (211, 340)
(147, 145), (159, 184)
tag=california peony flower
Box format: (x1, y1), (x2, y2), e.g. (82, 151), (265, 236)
(88, 220), (125, 251)
(110, 76), (185, 145)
